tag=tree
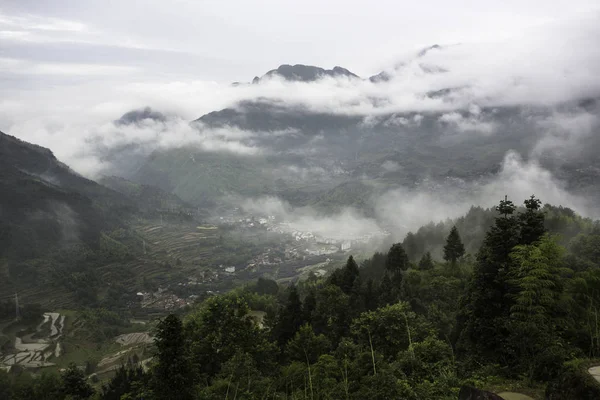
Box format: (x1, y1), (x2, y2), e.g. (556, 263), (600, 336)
(443, 226), (465, 266)
(286, 324), (330, 364)
(254, 277), (279, 296)
(351, 302), (427, 360)
(519, 195), (546, 245)
(364, 278), (378, 311)
(153, 314), (194, 400)
(274, 285), (304, 346)
(341, 256), (360, 295)
(457, 196), (521, 362)
(186, 296), (273, 379)
(386, 243), (409, 275)
(312, 285), (350, 346)
(61, 363), (94, 400)
(378, 274), (395, 306)
(418, 252), (434, 271)
(302, 289), (317, 324)
(507, 234), (569, 380)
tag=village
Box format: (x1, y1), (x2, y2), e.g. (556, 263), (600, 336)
(129, 208), (390, 312)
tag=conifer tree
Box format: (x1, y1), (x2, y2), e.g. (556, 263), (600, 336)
(457, 196), (521, 362)
(443, 226), (465, 266)
(341, 255), (360, 295)
(153, 314), (194, 400)
(418, 251), (434, 270)
(386, 243), (409, 274)
(275, 285), (304, 346)
(302, 289), (317, 324)
(519, 195), (546, 245)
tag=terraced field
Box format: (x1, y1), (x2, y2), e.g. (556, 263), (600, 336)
(0, 312), (65, 369)
(139, 223), (221, 264)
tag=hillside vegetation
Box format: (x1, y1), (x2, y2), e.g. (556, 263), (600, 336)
(4, 195), (600, 399)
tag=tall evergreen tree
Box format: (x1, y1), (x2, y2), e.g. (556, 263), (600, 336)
(386, 243), (409, 275)
(302, 288), (317, 324)
(457, 196), (521, 362)
(153, 314), (194, 400)
(364, 278), (378, 311)
(507, 234), (567, 379)
(418, 251), (434, 271)
(378, 274), (395, 306)
(386, 243), (408, 294)
(274, 285), (304, 346)
(341, 256), (360, 295)
(519, 195), (546, 245)
(443, 226), (465, 266)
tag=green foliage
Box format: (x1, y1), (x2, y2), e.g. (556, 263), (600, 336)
(7, 195), (600, 399)
(61, 363), (95, 399)
(545, 360), (600, 400)
(386, 243), (409, 274)
(443, 226), (465, 266)
(418, 251), (435, 270)
(351, 302), (429, 360)
(152, 314), (194, 400)
(185, 296), (275, 379)
(253, 277), (279, 296)
(286, 324), (330, 364)
(273, 285), (304, 347)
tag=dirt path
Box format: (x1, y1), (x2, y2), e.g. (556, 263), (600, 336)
(588, 366), (600, 384)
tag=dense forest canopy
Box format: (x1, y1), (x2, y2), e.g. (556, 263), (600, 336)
(3, 195), (600, 399)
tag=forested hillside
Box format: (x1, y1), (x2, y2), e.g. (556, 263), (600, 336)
(4, 195), (600, 399)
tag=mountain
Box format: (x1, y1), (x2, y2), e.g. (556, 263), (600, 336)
(254, 64), (359, 83)
(0, 131), (134, 260)
(114, 106), (168, 126)
(129, 95), (600, 218)
(99, 175), (195, 213)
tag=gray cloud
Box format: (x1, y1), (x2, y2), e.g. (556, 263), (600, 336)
(0, 2), (599, 237)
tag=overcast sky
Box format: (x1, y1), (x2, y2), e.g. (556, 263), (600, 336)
(2, 0), (599, 84)
(1, 0), (599, 176)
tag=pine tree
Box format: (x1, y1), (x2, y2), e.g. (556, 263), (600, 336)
(341, 256), (360, 294)
(378, 274), (395, 306)
(153, 314), (194, 400)
(302, 289), (317, 324)
(386, 243), (408, 293)
(519, 195), (546, 245)
(457, 196), (521, 362)
(443, 226), (465, 266)
(386, 243), (409, 274)
(418, 252), (434, 270)
(275, 285), (304, 346)
(364, 278), (378, 311)
(507, 234), (566, 380)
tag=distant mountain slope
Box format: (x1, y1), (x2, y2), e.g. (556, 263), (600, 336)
(195, 100), (362, 133)
(0, 131), (134, 260)
(99, 175), (193, 212)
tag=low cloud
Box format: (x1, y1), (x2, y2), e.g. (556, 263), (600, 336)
(236, 149), (593, 245)
(240, 196), (382, 241)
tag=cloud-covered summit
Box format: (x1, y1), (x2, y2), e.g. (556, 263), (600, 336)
(255, 64), (360, 83)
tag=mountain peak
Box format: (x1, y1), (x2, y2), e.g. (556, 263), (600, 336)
(255, 64), (359, 83)
(115, 107), (167, 126)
